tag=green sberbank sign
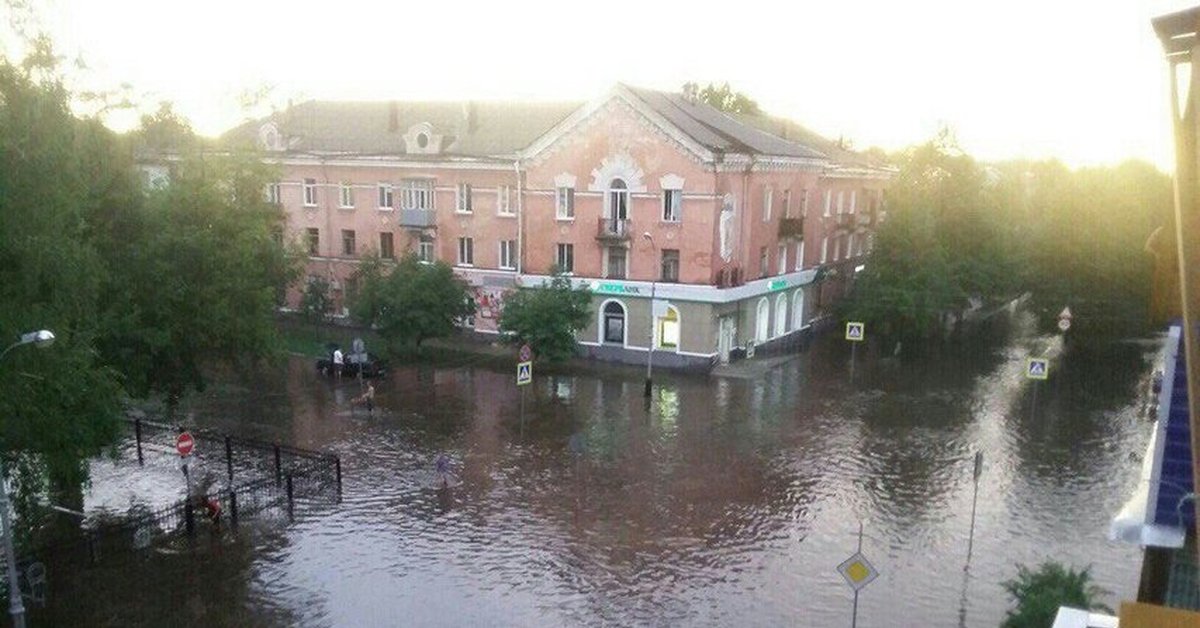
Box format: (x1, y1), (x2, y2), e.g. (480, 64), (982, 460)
(768, 279), (789, 291)
(589, 281), (643, 295)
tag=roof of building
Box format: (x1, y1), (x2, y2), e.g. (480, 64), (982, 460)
(221, 84), (887, 168)
(222, 100), (581, 158)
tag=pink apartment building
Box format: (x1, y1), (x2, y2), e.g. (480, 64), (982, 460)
(225, 85), (892, 369)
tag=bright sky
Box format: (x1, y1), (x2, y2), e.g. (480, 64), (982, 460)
(13, 0), (1196, 169)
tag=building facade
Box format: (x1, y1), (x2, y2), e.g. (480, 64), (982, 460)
(226, 85), (892, 369)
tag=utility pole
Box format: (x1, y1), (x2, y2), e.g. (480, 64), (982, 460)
(1152, 7), (1200, 551)
(642, 232), (657, 398)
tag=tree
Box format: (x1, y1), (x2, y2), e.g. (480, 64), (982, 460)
(95, 149), (299, 418)
(1002, 562), (1110, 628)
(498, 273), (592, 364)
(300, 276), (333, 327)
(350, 254), (474, 352)
(682, 81), (762, 115)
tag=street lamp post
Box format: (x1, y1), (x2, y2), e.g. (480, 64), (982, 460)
(0, 329), (55, 628)
(643, 232), (656, 399)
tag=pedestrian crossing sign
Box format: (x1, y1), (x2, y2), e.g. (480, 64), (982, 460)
(1026, 358), (1049, 380)
(517, 361), (533, 386)
(846, 322), (865, 342)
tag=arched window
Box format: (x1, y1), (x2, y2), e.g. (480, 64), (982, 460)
(774, 293), (788, 337)
(792, 289), (805, 330)
(608, 178), (629, 220)
(755, 297), (770, 343)
(657, 306), (680, 350)
(601, 300), (626, 345)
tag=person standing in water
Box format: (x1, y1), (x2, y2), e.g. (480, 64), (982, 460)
(435, 453), (452, 489)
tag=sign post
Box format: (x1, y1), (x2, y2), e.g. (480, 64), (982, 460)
(517, 345), (533, 427)
(966, 450), (983, 564)
(846, 322), (865, 381)
(1027, 358), (1049, 417)
(837, 521), (879, 628)
(177, 432), (195, 532)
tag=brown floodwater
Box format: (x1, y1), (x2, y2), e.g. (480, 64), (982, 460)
(47, 310), (1154, 627)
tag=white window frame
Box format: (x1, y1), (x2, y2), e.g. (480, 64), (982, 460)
(402, 179), (434, 211)
(376, 183), (392, 209)
(499, 239), (516, 270)
(556, 243), (574, 273)
(337, 183), (354, 209)
(762, 187), (773, 222)
(783, 189), (792, 218)
(795, 240), (805, 271)
(777, 243), (787, 275)
(848, 233), (856, 258)
(456, 183), (473, 213)
(755, 297), (770, 343)
(774, 293), (788, 337)
(457, 237), (474, 267)
(303, 178), (318, 207)
(497, 185), (513, 215)
(418, 239), (435, 263)
(837, 191), (845, 215)
(823, 189), (831, 217)
(821, 236), (828, 263)
(341, 229), (356, 257)
(266, 182), (281, 204)
(849, 190), (857, 214)
(662, 188), (682, 222)
(792, 289), (805, 330)
(833, 236), (842, 261)
(556, 187), (575, 220)
(801, 188), (809, 217)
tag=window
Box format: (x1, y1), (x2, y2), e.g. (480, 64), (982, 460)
(792, 289), (805, 330)
(755, 298), (769, 343)
(379, 232), (394, 259)
(556, 187), (575, 219)
(762, 187), (773, 222)
(821, 236), (828, 263)
(774, 293), (788, 337)
(456, 183), (473, 213)
(497, 185), (513, 215)
(657, 306), (680, 350)
(457, 237), (474, 266)
(823, 189), (831, 217)
(266, 182), (281, 204)
(556, 243), (574, 273)
(306, 228), (319, 255)
(418, 238), (435, 262)
(847, 233), (856, 258)
(833, 236), (842, 261)
(402, 179), (434, 210)
(784, 189), (792, 218)
(377, 183), (392, 209)
(303, 178), (317, 207)
(337, 183), (354, 209)
(837, 191), (845, 215)
(801, 188), (809, 217)
(662, 189), (681, 222)
(759, 246), (769, 277)
(661, 249), (680, 282)
(603, 301), (626, 345)
(777, 243), (787, 275)
(608, 178), (628, 219)
(499, 239), (516, 270)
(606, 247), (627, 279)
(849, 190), (857, 214)
(795, 240), (805, 271)
(341, 229), (356, 256)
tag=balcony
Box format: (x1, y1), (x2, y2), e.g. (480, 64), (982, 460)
(778, 217), (804, 239)
(596, 218), (631, 242)
(856, 211), (873, 226)
(399, 208), (436, 228)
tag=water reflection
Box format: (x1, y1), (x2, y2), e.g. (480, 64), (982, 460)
(51, 311), (1157, 627)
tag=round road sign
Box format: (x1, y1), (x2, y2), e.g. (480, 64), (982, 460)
(176, 432), (195, 457)
(519, 344), (532, 362)
(1057, 318), (1071, 332)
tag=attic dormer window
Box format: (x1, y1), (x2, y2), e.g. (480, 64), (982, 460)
(417, 133), (429, 149)
(404, 123), (441, 155)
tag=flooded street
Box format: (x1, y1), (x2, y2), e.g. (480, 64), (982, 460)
(67, 311), (1154, 627)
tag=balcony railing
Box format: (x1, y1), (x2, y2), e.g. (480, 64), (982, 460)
(596, 218), (631, 241)
(399, 208), (436, 228)
(779, 217), (804, 239)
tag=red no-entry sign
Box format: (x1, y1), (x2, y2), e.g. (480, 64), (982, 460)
(176, 432), (195, 457)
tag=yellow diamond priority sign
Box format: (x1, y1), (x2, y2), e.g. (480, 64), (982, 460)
(837, 552), (879, 592)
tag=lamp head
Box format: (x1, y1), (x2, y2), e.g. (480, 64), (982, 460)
(20, 329), (55, 349)
(642, 232), (653, 243)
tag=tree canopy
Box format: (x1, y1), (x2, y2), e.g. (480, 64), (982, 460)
(682, 81), (762, 115)
(498, 273), (593, 364)
(1002, 562), (1110, 628)
(350, 255), (475, 352)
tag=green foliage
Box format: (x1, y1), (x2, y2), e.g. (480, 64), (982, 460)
(350, 254), (474, 351)
(1001, 562), (1111, 628)
(682, 81), (761, 114)
(845, 128), (1170, 343)
(300, 276), (333, 326)
(498, 273), (593, 364)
